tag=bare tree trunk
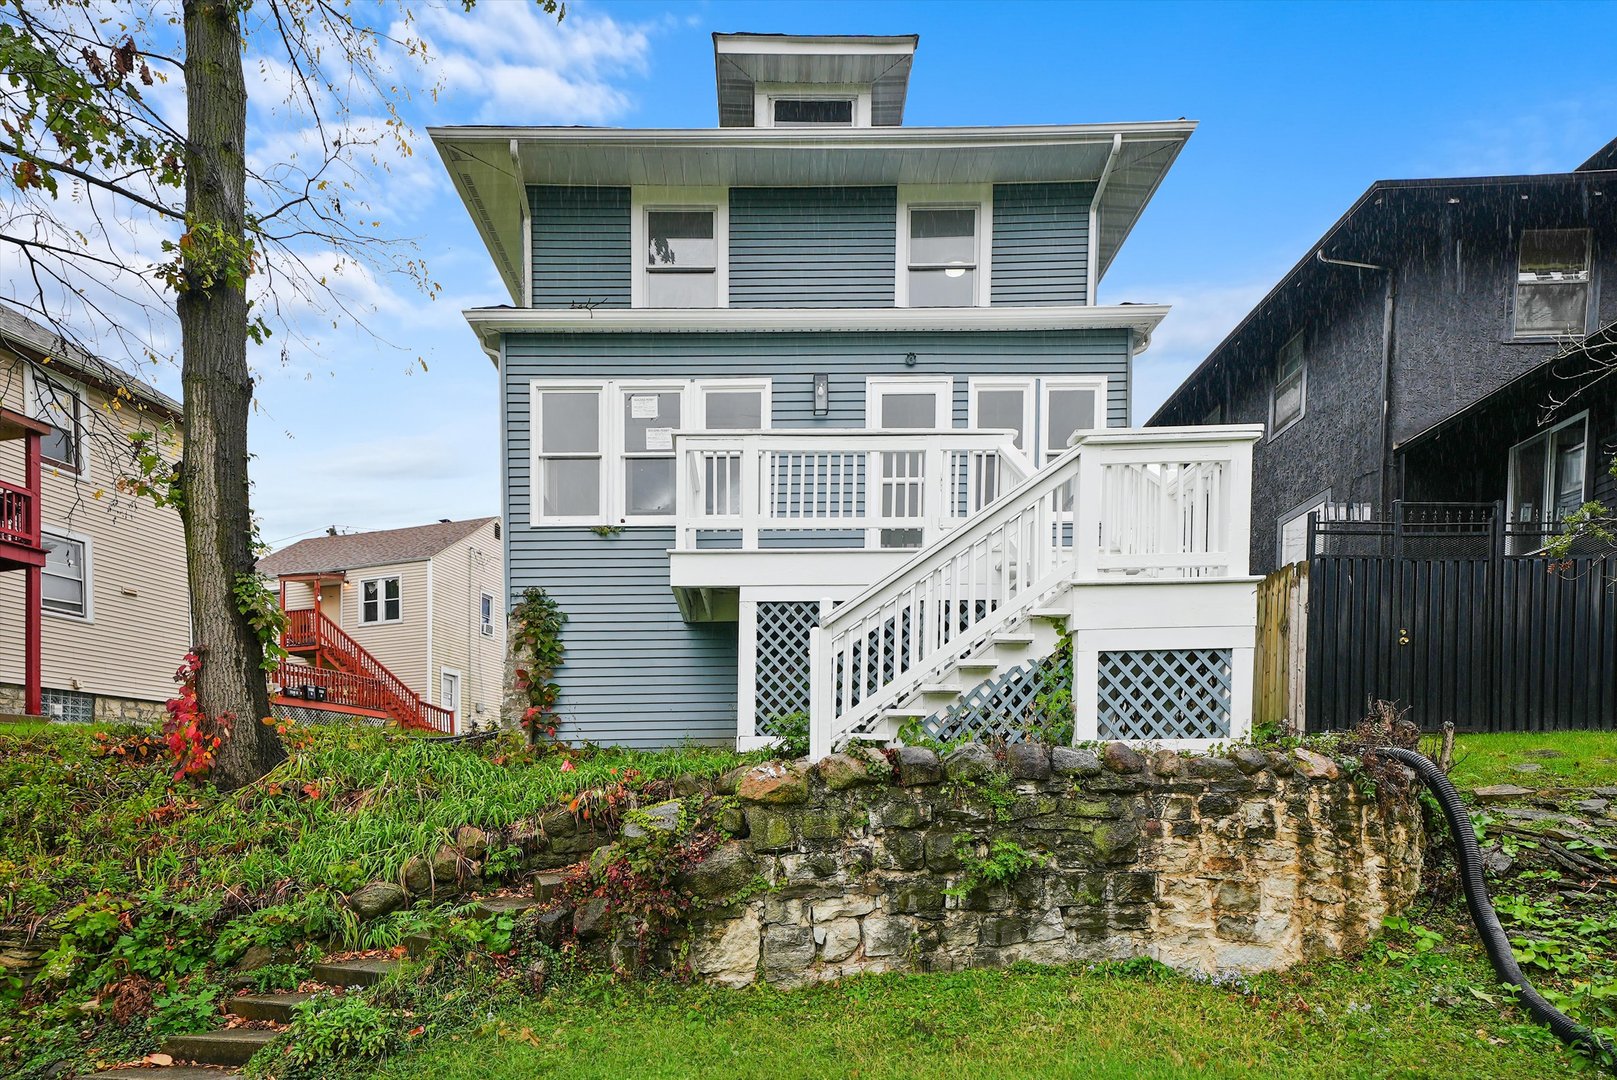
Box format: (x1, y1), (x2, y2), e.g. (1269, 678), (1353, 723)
(179, 0), (285, 790)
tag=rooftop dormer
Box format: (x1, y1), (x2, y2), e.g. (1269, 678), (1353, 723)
(713, 33), (918, 128)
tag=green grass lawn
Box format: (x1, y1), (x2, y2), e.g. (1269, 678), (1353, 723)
(1442, 730), (1617, 791)
(372, 948), (1582, 1080)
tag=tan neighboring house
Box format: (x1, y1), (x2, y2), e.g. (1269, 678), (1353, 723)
(0, 302), (190, 723)
(258, 519), (505, 734)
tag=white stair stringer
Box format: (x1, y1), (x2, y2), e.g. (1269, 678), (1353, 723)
(810, 440), (1089, 759)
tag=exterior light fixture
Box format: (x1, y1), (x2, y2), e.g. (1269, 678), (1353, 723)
(813, 373), (830, 416)
(904, 352), (918, 367)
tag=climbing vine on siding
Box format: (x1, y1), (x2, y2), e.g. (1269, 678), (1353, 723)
(512, 587), (567, 744)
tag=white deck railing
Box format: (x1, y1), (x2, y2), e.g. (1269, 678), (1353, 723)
(673, 430), (1033, 551)
(809, 426), (1260, 756)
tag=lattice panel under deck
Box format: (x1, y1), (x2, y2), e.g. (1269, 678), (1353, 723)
(1096, 648), (1232, 741)
(755, 601), (819, 736)
(922, 655), (1063, 744)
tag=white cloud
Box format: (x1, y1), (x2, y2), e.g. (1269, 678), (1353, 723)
(1129, 281), (1273, 422)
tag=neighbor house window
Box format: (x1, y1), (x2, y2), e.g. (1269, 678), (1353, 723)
(1509, 412), (1588, 535)
(361, 576), (401, 624)
(907, 207), (978, 307)
(645, 209), (717, 308)
(1270, 332), (1306, 436)
(41, 530), (88, 618)
(534, 386), (604, 521)
(32, 372), (84, 472)
(772, 98), (854, 127)
(480, 593), (495, 637)
(1514, 229), (1590, 337)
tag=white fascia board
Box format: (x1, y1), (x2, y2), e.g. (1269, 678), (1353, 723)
(465, 304), (1169, 343)
(429, 121), (1196, 148)
(714, 36), (918, 56)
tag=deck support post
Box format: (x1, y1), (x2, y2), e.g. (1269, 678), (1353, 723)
(23, 430), (40, 716)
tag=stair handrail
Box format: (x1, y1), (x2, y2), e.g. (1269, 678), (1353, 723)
(810, 437), (1092, 758)
(304, 610), (454, 733)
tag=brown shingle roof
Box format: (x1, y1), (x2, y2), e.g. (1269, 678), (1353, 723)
(258, 518), (497, 577)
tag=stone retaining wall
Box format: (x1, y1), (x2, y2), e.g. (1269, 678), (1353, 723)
(684, 742), (1422, 987)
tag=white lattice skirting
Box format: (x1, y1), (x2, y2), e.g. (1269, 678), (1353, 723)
(1096, 647), (1233, 741)
(754, 600), (819, 738)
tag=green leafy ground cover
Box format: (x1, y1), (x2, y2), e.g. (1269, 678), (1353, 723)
(2, 722), (1613, 1079)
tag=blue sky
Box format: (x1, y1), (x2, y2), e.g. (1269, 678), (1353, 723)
(237, 0), (1617, 548)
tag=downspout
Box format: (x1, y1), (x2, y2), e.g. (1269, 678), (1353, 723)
(1316, 249), (1396, 513)
(1086, 133), (1123, 307)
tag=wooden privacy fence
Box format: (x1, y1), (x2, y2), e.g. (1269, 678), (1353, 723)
(1253, 503), (1617, 732)
(1254, 562), (1307, 734)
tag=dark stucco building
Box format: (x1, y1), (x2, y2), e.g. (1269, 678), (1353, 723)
(1150, 138), (1617, 574)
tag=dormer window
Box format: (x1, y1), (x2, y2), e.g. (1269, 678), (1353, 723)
(646, 208), (717, 308)
(772, 97), (854, 127)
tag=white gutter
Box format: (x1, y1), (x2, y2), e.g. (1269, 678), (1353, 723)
(430, 120), (1196, 150)
(1087, 133), (1122, 306)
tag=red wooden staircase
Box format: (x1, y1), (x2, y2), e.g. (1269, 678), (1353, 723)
(274, 609), (455, 733)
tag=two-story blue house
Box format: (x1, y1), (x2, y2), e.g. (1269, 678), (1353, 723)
(433, 33), (1262, 756)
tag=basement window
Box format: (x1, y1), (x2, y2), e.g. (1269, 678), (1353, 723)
(1514, 229), (1590, 337)
(1270, 332), (1306, 437)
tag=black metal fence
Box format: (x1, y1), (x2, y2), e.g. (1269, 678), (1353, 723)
(1305, 503), (1617, 732)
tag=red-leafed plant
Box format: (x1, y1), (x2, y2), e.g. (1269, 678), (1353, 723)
(162, 651), (230, 780)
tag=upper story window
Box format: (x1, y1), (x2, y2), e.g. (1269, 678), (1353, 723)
(534, 386), (605, 521)
(29, 370), (84, 472)
(1514, 229), (1590, 337)
(907, 206), (979, 307)
(1270, 332), (1306, 437)
(645, 209), (717, 308)
(480, 593), (495, 637)
(42, 530), (89, 618)
(361, 576), (402, 624)
(772, 97), (854, 127)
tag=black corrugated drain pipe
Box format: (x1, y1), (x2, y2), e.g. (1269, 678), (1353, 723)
(1372, 747), (1616, 1071)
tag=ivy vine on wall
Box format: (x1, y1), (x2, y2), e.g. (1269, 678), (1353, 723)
(511, 587), (567, 745)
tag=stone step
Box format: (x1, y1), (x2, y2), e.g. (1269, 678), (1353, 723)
(82, 1069), (243, 1080)
(404, 932), (435, 960)
(310, 958), (399, 988)
(225, 992), (313, 1024)
(532, 871), (567, 903)
(472, 896), (541, 920)
(161, 1028), (279, 1067)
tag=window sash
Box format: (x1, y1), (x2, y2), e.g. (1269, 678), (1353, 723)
(646, 209), (717, 272)
(1514, 230), (1591, 337)
(41, 532), (86, 616)
(1508, 413), (1589, 529)
(34, 377), (82, 470)
(480, 594), (494, 631)
(361, 576), (402, 623)
(907, 207), (978, 269)
(772, 97), (854, 126)
(535, 387), (605, 522)
(1271, 334), (1306, 433)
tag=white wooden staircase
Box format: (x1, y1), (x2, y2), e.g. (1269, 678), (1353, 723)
(809, 427), (1262, 758)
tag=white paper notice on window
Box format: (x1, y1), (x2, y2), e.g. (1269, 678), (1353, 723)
(645, 427), (674, 451)
(630, 395), (659, 419)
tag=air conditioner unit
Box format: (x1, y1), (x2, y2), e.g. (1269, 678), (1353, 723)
(480, 624), (495, 637)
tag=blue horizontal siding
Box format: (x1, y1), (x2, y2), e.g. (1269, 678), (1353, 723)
(991, 182), (1094, 306)
(729, 187), (896, 308)
(530, 186), (631, 309)
(503, 329), (1129, 749)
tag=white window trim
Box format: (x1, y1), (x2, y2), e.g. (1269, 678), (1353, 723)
(896, 185), (993, 308)
(1511, 228), (1593, 340)
(1269, 331), (1307, 440)
(40, 527), (92, 622)
(753, 82), (872, 128)
(24, 366), (88, 477)
(359, 575), (403, 625)
(531, 382), (610, 526)
(1276, 488), (1333, 568)
(695, 378), (774, 431)
(1507, 410), (1589, 524)
(630, 187), (728, 310)
(439, 666), (462, 713)
(865, 376), (954, 429)
(1038, 375), (1109, 461)
(967, 377), (1036, 452)
(529, 377), (774, 527)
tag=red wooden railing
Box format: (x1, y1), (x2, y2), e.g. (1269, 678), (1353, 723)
(0, 480), (36, 548)
(278, 608), (455, 733)
(273, 662), (394, 715)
